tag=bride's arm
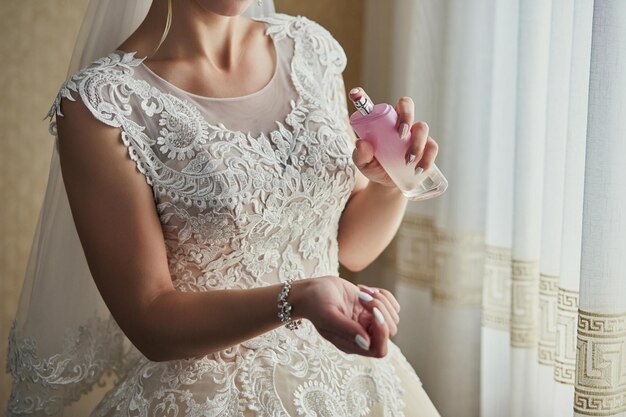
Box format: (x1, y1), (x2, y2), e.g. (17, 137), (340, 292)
(337, 116), (408, 272)
(337, 88), (438, 272)
(55, 97), (390, 362)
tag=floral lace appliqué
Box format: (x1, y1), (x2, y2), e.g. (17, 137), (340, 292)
(6, 13), (419, 417)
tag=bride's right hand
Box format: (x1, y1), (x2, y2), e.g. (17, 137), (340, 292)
(292, 276), (400, 358)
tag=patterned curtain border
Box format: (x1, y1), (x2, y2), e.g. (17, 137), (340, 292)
(481, 245), (511, 330)
(538, 273), (559, 364)
(396, 213), (436, 289)
(395, 212), (485, 307)
(554, 287), (579, 385)
(511, 260), (539, 348)
(574, 309), (626, 416)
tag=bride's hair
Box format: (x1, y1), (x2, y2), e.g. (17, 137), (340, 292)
(151, 0), (173, 58)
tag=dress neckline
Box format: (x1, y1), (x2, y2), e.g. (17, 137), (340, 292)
(115, 17), (279, 102)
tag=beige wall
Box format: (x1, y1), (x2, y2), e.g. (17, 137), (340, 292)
(0, 0), (90, 408)
(0, 0), (363, 409)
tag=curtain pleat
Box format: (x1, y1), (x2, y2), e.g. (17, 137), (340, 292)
(574, 2), (626, 416)
(359, 0), (625, 416)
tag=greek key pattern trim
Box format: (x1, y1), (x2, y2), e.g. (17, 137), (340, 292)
(538, 273), (559, 364)
(396, 213), (435, 289)
(574, 309), (626, 416)
(432, 228), (485, 306)
(481, 245), (511, 330)
(554, 287), (579, 385)
(511, 260), (539, 347)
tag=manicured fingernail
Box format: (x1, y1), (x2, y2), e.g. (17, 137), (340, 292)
(414, 167), (424, 176)
(358, 290), (374, 302)
(355, 334), (370, 351)
(373, 307), (385, 324)
(365, 286), (379, 294)
(350, 87), (360, 95)
(405, 153), (416, 165)
(359, 285), (379, 294)
(398, 123), (409, 139)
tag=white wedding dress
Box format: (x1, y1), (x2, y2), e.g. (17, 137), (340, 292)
(40, 13), (440, 417)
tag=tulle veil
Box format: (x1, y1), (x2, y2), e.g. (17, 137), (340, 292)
(5, 1), (275, 415)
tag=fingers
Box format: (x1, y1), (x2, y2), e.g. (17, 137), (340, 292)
(348, 86), (373, 105)
(352, 139), (375, 170)
(358, 285), (400, 339)
(319, 306), (374, 355)
(357, 291), (398, 338)
(358, 284), (400, 313)
(367, 305), (390, 358)
(395, 96), (415, 139)
(362, 285), (401, 314)
(416, 136), (439, 172)
(323, 332), (371, 356)
(358, 285), (399, 326)
(352, 140), (397, 186)
(375, 292), (400, 325)
(405, 122), (429, 172)
(350, 89), (438, 175)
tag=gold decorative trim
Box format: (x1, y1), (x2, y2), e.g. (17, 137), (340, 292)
(481, 245), (511, 330)
(396, 213), (435, 289)
(396, 213), (485, 306)
(432, 228), (485, 306)
(554, 287), (579, 385)
(574, 309), (626, 416)
(511, 260), (539, 347)
(538, 273), (559, 364)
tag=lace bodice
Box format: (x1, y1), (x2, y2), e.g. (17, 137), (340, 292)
(48, 13), (356, 292)
(6, 13), (426, 417)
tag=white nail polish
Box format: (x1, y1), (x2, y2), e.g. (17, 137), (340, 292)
(414, 167), (424, 176)
(350, 87), (360, 95)
(358, 291), (374, 302)
(355, 334), (370, 351)
(362, 285), (379, 294)
(373, 307), (385, 324)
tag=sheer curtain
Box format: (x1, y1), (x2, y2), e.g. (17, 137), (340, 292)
(357, 1), (626, 416)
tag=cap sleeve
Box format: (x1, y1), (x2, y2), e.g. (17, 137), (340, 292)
(46, 51), (158, 189)
(310, 18), (348, 122)
(303, 17), (350, 125)
(45, 50), (241, 211)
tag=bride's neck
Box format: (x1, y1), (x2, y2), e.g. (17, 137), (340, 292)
(121, 1), (253, 69)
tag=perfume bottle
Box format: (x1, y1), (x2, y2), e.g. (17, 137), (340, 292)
(348, 89), (448, 201)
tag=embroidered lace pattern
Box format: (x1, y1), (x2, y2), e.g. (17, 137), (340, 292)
(6, 14), (423, 417)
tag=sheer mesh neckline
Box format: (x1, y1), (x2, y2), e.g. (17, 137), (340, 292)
(115, 17), (279, 102)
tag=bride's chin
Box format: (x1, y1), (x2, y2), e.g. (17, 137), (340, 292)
(194, 0), (254, 17)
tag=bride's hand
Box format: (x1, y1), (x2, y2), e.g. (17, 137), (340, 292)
(349, 87), (439, 187)
(295, 276), (400, 358)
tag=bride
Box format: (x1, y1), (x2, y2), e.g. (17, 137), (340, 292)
(6, 0), (441, 416)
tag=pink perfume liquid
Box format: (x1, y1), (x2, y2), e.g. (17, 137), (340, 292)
(349, 98), (448, 201)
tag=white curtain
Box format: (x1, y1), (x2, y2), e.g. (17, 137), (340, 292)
(357, 1), (626, 416)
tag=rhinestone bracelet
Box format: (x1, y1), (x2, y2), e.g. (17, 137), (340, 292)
(277, 277), (302, 330)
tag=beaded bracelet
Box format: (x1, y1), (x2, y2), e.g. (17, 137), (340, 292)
(277, 277), (302, 330)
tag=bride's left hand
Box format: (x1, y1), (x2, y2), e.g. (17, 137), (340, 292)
(356, 284), (401, 331)
(349, 88), (439, 188)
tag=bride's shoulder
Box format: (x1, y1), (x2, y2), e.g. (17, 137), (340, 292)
(46, 50), (145, 128)
(259, 12), (346, 72)
(259, 12), (340, 41)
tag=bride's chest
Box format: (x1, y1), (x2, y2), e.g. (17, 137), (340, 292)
(144, 94), (356, 258)
(136, 90), (355, 211)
